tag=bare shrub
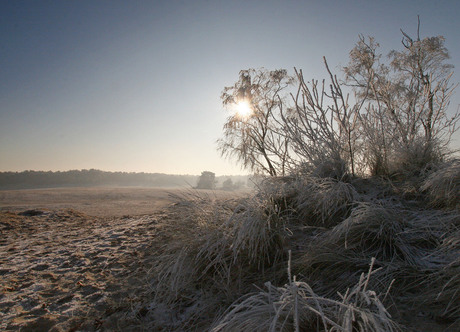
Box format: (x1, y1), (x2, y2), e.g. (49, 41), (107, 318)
(219, 25), (458, 179)
(284, 61), (362, 178)
(218, 69), (295, 176)
(345, 26), (459, 177)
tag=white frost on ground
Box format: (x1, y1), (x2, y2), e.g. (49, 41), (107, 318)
(0, 209), (162, 331)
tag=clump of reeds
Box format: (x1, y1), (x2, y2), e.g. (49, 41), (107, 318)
(421, 159), (460, 210)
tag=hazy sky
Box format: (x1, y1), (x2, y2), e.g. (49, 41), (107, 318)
(1, 0), (459, 175)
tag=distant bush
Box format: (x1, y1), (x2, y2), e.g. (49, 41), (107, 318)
(196, 171), (217, 189)
(221, 178), (234, 191)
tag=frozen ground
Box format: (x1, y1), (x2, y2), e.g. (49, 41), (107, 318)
(0, 187), (245, 331)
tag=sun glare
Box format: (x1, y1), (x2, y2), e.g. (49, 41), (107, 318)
(235, 100), (253, 118)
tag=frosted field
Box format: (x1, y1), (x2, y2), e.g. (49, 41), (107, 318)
(0, 187), (247, 331)
(0, 186), (243, 217)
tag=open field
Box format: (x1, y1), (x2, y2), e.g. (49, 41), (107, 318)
(0, 186), (247, 217)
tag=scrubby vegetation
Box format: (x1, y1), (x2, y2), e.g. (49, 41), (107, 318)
(136, 24), (459, 331)
(136, 165), (459, 331)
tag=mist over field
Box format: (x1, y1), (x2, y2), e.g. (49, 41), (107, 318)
(0, 169), (250, 190)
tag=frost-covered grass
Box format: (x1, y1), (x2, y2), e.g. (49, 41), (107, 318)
(135, 171), (460, 331)
(211, 257), (399, 332)
(421, 159), (460, 210)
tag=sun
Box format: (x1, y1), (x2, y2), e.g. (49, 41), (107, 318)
(234, 100), (253, 118)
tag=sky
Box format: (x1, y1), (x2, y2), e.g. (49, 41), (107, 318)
(1, 0), (460, 175)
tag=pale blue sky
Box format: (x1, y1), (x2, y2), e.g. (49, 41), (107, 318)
(1, 0), (459, 175)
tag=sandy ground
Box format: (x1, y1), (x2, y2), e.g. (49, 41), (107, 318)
(0, 187), (248, 331)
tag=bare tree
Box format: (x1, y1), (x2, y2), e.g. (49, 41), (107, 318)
(219, 21), (458, 179)
(344, 20), (459, 175)
(283, 58), (362, 178)
(218, 69), (294, 176)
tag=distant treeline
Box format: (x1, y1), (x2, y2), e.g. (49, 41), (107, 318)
(0, 169), (250, 190)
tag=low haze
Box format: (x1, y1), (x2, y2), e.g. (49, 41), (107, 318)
(1, 0), (459, 175)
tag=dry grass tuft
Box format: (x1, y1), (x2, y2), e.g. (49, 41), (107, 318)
(433, 257), (460, 327)
(417, 229), (460, 330)
(256, 176), (357, 227)
(224, 191), (288, 268)
(151, 193), (237, 302)
(327, 203), (448, 268)
(329, 203), (408, 262)
(212, 257), (399, 332)
(294, 177), (357, 227)
(421, 159), (460, 210)
(149, 189), (292, 329)
(388, 138), (444, 179)
(295, 202), (459, 300)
